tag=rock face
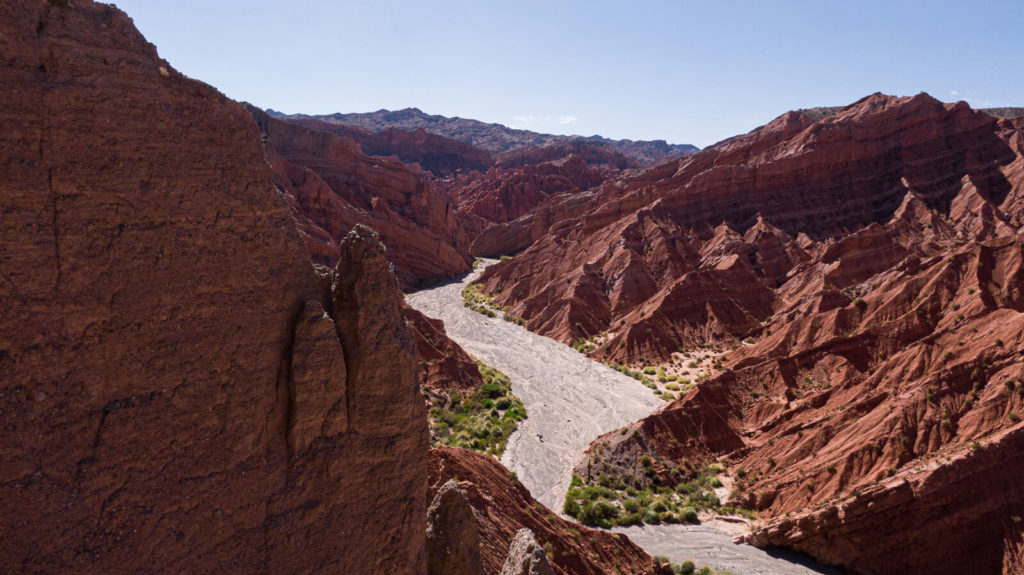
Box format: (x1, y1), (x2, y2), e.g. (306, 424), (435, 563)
(249, 106), (474, 288)
(427, 480), (487, 575)
(0, 3), (426, 573)
(429, 447), (659, 575)
(512, 94), (1024, 573)
(278, 107), (699, 166)
(501, 529), (555, 575)
(406, 306), (486, 395)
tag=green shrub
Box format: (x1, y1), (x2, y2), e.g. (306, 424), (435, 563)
(683, 507), (699, 523)
(563, 498), (580, 517)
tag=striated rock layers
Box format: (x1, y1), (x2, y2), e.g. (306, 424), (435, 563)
(430, 447), (662, 575)
(0, 2), (426, 573)
(535, 95), (1024, 573)
(248, 106), (474, 289)
(475, 93), (1024, 364)
(406, 306), (487, 395)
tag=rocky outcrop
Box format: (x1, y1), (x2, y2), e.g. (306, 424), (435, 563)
(495, 141), (637, 171)
(501, 529), (555, 575)
(249, 106), (473, 288)
(572, 225), (1024, 572)
(0, 3), (426, 573)
(429, 447), (658, 575)
(278, 107), (698, 165)
(427, 480), (487, 575)
(406, 306), (486, 394)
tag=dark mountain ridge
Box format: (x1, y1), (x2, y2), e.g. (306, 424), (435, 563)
(271, 107), (699, 167)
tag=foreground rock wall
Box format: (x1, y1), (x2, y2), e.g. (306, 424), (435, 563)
(0, 2), (426, 572)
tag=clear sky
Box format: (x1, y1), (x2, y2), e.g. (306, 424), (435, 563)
(114, 0), (1022, 148)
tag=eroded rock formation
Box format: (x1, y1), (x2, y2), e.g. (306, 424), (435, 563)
(249, 106), (474, 288)
(475, 93), (1024, 364)
(0, 3), (426, 573)
(526, 94), (1024, 573)
(278, 107), (698, 165)
(283, 117), (494, 176)
(501, 529), (555, 575)
(427, 480), (487, 575)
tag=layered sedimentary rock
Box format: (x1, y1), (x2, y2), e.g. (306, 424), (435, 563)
(249, 106), (473, 288)
(476, 93), (1024, 364)
(537, 95), (1024, 573)
(0, 3), (426, 573)
(406, 307), (486, 394)
(430, 447), (660, 575)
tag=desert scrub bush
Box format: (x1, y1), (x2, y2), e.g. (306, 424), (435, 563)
(563, 461), (743, 528)
(503, 313), (527, 326)
(461, 283), (502, 317)
(428, 360), (526, 457)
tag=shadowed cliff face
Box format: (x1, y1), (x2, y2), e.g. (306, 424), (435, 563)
(249, 106), (474, 289)
(0, 2), (426, 572)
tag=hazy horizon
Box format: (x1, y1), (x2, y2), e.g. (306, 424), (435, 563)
(114, 0), (1022, 148)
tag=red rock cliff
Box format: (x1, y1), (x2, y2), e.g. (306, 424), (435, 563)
(249, 106), (473, 289)
(0, 2), (426, 573)
(476, 93), (1023, 363)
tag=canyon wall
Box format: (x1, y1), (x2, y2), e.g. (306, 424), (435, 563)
(0, 2), (426, 572)
(249, 106), (473, 289)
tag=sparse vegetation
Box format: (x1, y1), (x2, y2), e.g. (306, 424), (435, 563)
(461, 283), (497, 317)
(428, 360), (526, 457)
(562, 463), (747, 528)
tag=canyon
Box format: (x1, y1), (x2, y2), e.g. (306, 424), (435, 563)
(3, 0), (1024, 573)
(468, 95), (1024, 573)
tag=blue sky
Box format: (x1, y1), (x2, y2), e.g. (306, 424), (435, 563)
(115, 0), (1022, 148)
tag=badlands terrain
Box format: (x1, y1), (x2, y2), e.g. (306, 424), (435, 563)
(2, 1), (1024, 574)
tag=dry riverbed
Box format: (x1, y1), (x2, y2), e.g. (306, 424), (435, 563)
(406, 260), (837, 575)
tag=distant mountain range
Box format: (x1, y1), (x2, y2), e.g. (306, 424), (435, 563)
(269, 107), (699, 167)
